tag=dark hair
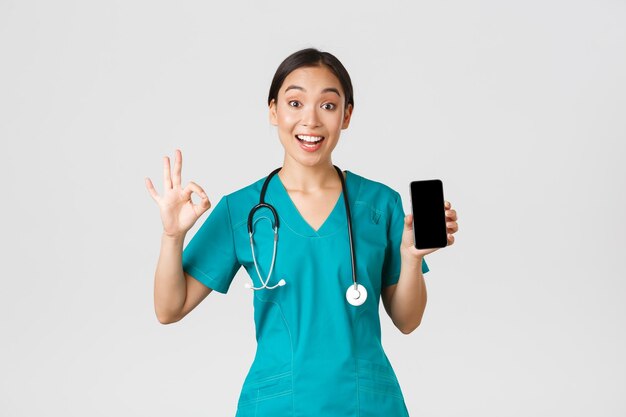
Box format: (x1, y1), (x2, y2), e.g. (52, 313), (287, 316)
(267, 48), (354, 110)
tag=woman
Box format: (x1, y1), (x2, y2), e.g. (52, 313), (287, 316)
(146, 48), (459, 417)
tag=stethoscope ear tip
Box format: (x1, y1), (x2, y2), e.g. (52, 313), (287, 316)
(277, 279), (286, 286)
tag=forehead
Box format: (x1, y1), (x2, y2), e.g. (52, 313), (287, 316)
(280, 65), (343, 94)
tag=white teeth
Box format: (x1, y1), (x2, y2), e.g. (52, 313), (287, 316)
(296, 135), (324, 143)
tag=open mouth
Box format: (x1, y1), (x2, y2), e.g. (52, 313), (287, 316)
(295, 134), (325, 148)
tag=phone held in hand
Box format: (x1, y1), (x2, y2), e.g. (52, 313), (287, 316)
(409, 179), (448, 249)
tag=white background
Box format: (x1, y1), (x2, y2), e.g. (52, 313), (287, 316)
(1, 0), (625, 415)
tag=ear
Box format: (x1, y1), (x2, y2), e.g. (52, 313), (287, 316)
(269, 99), (278, 126)
(341, 103), (353, 129)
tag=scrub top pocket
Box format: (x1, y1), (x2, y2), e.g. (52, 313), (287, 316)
(235, 370), (294, 417)
(356, 358), (409, 417)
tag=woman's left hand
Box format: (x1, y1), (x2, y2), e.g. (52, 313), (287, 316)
(400, 200), (458, 263)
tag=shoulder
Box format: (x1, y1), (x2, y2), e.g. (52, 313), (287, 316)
(217, 174), (271, 229)
(347, 170), (401, 214)
(348, 170), (401, 204)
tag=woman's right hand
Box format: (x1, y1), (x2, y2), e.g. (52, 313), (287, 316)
(145, 149), (211, 238)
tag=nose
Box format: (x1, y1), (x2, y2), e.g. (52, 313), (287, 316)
(301, 104), (321, 127)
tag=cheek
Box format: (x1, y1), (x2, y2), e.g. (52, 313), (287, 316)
(323, 113), (343, 131)
(276, 109), (298, 129)
(276, 116), (296, 143)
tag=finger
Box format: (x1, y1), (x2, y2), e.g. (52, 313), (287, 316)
(183, 181), (211, 209)
(445, 209), (457, 221)
(163, 156), (173, 190)
(172, 149), (182, 188)
(145, 177), (160, 202)
(445, 200), (451, 209)
(447, 233), (455, 246)
(446, 221), (458, 233)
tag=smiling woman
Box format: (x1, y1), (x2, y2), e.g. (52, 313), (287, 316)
(266, 50), (351, 159)
(147, 47), (456, 417)
(268, 59), (353, 167)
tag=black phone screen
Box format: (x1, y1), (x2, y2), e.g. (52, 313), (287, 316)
(410, 179), (448, 249)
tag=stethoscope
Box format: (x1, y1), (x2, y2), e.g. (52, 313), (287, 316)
(244, 165), (368, 307)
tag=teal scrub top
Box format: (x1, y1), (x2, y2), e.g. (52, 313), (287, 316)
(182, 170), (430, 417)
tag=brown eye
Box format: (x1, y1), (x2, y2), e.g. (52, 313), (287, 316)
(322, 103), (336, 110)
(289, 100), (301, 108)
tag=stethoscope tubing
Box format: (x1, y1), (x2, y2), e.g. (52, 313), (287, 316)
(333, 165), (358, 290)
(245, 166), (366, 305)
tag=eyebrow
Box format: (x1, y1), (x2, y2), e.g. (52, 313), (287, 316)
(284, 85), (342, 97)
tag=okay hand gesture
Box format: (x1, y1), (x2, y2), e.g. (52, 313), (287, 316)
(145, 149), (211, 238)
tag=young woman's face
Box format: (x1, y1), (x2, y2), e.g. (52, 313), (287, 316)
(269, 65), (353, 168)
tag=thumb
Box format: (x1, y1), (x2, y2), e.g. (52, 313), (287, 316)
(404, 213), (413, 231)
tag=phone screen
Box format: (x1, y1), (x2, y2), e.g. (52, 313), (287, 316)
(410, 179), (448, 249)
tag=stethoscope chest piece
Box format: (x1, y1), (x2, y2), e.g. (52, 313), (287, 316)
(346, 283), (367, 306)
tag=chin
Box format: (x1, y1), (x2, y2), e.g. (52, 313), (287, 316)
(293, 156), (326, 167)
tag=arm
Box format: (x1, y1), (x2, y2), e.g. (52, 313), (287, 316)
(154, 232), (212, 324)
(382, 201), (458, 334)
(381, 257), (426, 334)
(145, 149), (215, 325)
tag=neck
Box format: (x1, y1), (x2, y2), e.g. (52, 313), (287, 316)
(278, 157), (342, 192)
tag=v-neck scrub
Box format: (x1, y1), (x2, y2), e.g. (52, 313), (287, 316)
(182, 170), (430, 417)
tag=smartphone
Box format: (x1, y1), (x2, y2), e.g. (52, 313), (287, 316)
(409, 179), (448, 249)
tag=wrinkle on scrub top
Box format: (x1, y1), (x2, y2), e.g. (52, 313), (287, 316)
(181, 170), (430, 417)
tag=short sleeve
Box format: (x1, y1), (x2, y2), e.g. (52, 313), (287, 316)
(382, 193), (430, 287)
(182, 195), (240, 294)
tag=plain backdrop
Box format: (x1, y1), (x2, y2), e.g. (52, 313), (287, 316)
(1, 0), (625, 416)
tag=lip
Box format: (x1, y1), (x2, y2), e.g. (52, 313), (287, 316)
(294, 133), (325, 152)
(295, 133), (325, 138)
